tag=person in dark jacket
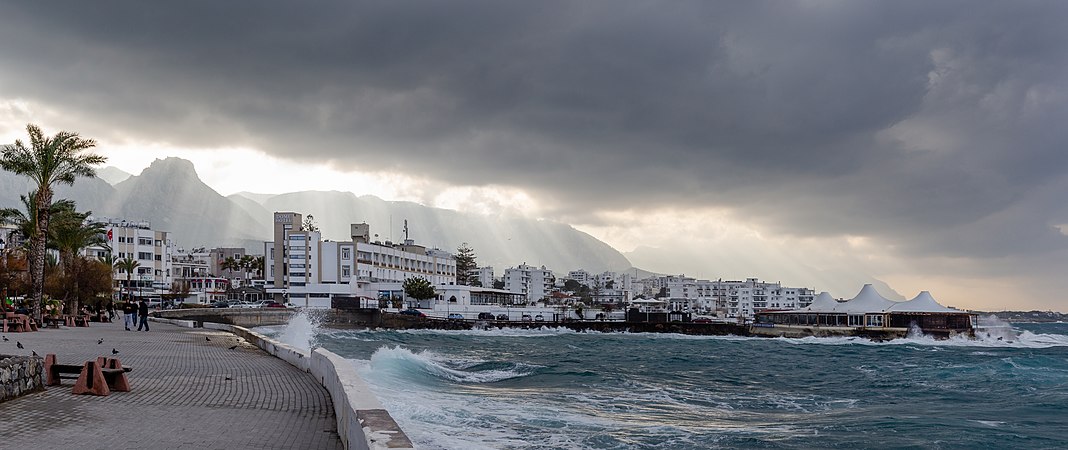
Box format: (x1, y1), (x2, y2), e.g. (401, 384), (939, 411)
(136, 299), (150, 331)
(123, 300), (136, 331)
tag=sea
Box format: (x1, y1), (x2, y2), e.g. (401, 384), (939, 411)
(260, 317), (1068, 449)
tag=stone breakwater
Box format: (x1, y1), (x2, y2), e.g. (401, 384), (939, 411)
(0, 355), (44, 403)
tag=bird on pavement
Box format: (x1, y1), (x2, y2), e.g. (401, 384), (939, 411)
(112, 348), (119, 355)
(16, 341), (23, 349)
(2, 336), (7, 342)
(206, 337), (211, 342)
(224, 376), (232, 381)
(32, 351), (38, 357)
(98, 338), (104, 345)
(228, 345), (238, 350)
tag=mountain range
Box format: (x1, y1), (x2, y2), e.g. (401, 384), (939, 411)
(0, 157), (631, 273)
(0, 157), (904, 299)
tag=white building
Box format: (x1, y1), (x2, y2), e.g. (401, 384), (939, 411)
(503, 264), (555, 303)
(566, 269), (591, 286)
(84, 217), (175, 301)
(475, 266), (495, 288)
(720, 278), (815, 320)
(265, 213), (457, 308)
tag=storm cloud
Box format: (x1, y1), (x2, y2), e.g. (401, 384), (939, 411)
(3, 1), (1068, 304)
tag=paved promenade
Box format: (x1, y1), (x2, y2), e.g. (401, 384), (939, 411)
(0, 319), (343, 449)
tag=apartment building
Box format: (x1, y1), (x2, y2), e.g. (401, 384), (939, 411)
(475, 266), (495, 288)
(503, 264), (555, 303)
(84, 217), (175, 300)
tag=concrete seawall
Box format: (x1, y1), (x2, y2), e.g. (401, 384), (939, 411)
(151, 315), (413, 450)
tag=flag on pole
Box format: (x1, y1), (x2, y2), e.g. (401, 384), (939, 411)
(107, 228), (113, 241)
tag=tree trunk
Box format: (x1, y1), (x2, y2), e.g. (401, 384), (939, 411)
(31, 188), (52, 324)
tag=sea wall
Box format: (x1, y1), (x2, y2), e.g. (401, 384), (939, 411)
(310, 348), (414, 450)
(0, 355), (44, 403)
(155, 309), (294, 327)
(149, 316), (413, 450)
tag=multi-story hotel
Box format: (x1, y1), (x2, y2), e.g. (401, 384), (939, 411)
(503, 263), (555, 303)
(84, 217), (175, 300)
(265, 212), (457, 307)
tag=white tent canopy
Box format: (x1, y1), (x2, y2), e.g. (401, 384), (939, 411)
(886, 291), (961, 313)
(833, 284), (896, 313)
(801, 291), (839, 312)
(783, 285), (965, 314)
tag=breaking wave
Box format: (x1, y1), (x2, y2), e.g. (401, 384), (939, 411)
(364, 346), (540, 386)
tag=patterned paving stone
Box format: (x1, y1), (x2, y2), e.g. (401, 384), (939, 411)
(0, 320), (342, 449)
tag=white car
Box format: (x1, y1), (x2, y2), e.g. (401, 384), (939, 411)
(230, 301), (255, 309)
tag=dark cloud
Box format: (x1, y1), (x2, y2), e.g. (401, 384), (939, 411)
(2, 0), (1068, 268)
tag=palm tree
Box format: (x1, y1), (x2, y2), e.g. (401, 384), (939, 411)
(221, 256), (239, 280)
(1, 124), (105, 322)
(0, 193), (76, 253)
(251, 256), (265, 279)
(238, 255), (255, 285)
(114, 257), (140, 303)
(51, 207), (106, 314)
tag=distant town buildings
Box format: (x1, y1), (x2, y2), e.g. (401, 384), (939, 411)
(65, 213), (818, 320)
(265, 212), (458, 308)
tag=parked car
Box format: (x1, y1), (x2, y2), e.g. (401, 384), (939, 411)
(211, 301), (230, 308)
(534, 314), (544, 322)
(496, 314), (509, 321)
(477, 312), (494, 320)
(261, 301), (286, 308)
(399, 309), (426, 317)
(448, 313), (465, 320)
(230, 301), (255, 309)
(521, 314), (532, 322)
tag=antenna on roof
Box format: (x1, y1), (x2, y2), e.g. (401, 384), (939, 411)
(404, 219), (409, 241)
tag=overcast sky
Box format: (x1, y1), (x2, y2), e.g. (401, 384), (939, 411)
(2, 1), (1067, 311)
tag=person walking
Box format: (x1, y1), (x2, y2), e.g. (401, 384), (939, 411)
(123, 300), (136, 331)
(137, 299), (150, 331)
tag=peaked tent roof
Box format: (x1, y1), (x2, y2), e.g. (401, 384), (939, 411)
(886, 291), (961, 313)
(833, 284), (898, 313)
(801, 291), (840, 312)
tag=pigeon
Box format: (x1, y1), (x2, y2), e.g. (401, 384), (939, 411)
(206, 337), (211, 342)
(224, 376), (232, 381)
(31, 351), (38, 357)
(228, 345), (238, 350)
(112, 348), (119, 355)
(98, 338), (104, 345)
(2, 336), (7, 341)
(16, 341), (23, 349)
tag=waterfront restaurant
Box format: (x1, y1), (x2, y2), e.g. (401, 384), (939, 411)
(756, 285), (975, 335)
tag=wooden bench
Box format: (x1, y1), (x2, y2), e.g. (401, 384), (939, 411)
(44, 354), (132, 396)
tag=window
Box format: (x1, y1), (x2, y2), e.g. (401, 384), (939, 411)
(139, 238), (152, 245)
(155, 240), (162, 246)
(342, 266), (351, 277)
(138, 252), (152, 260)
(866, 315), (884, 327)
(155, 255), (162, 261)
(342, 248), (351, 260)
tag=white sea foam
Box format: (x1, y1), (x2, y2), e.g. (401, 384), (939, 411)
(366, 346), (539, 384)
(275, 309), (322, 351)
(395, 326), (582, 338)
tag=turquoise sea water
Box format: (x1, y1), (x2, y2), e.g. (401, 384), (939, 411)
(269, 321), (1068, 449)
